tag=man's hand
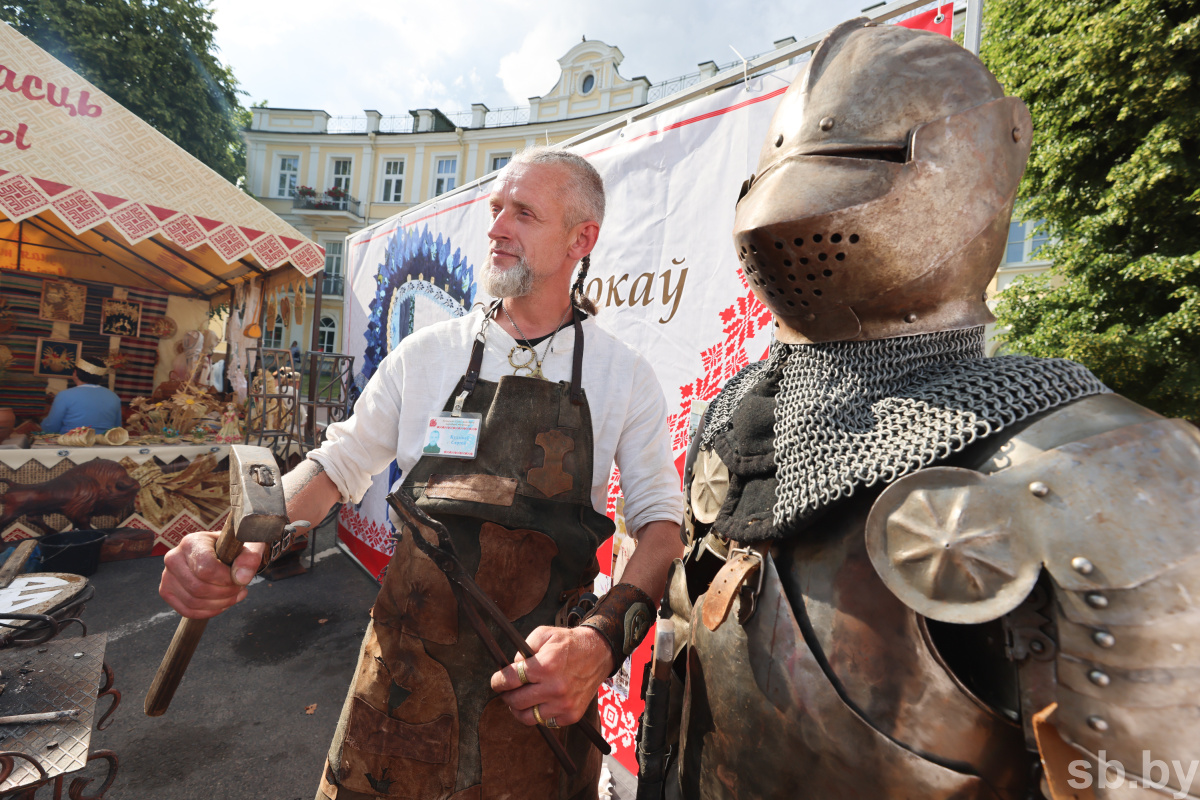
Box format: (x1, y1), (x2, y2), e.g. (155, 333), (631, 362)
(489, 624), (614, 727)
(158, 532), (268, 619)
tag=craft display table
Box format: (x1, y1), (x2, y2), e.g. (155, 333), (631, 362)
(0, 443), (232, 555)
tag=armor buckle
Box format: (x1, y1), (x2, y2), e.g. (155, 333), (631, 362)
(728, 545), (765, 621)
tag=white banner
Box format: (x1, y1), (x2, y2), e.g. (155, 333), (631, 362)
(337, 62), (801, 769)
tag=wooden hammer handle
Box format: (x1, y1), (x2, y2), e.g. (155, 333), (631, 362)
(144, 515), (243, 717)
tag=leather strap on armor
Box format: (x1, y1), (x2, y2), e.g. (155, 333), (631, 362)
(580, 582), (655, 676)
(702, 544), (766, 631)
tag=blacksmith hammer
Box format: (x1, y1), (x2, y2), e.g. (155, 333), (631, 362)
(144, 445), (297, 716)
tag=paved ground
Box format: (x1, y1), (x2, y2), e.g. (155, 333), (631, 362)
(50, 518), (638, 799)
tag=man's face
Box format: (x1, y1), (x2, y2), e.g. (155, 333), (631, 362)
(483, 162), (577, 298)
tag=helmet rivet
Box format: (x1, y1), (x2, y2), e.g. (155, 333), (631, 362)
(819, 116), (835, 132)
(904, 313), (917, 323)
(1087, 716), (1109, 732)
(1093, 630), (1116, 648)
(775, 134), (784, 147)
(1088, 669), (1111, 688)
(1029, 481), (1050, 498)
(805, 313), (816, 322)
(1012, 127), (1021, 142)
(1071, 556), (1094, 575)
(1085, 592), (1108, 609)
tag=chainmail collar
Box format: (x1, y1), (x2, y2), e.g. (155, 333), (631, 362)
(701, 327), (1109, 540)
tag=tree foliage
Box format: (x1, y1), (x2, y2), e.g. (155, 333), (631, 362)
(981, 0), (1200, 420)
(0, 0), (246, 184)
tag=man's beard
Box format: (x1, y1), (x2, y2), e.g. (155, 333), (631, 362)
(481, 253), (534, 298)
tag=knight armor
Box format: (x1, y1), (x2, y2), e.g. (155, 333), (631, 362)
(660, 19), (1200, 800)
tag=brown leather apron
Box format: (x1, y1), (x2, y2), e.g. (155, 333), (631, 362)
(320, 308), (614, 800)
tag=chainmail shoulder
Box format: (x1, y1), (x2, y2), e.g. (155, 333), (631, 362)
(698, 341), (789, 451)
(703, 327), (1110, 535)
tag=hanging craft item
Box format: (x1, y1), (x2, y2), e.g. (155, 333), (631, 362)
(293, 279), (306, 324)
(280, 292), (291, 325)
(242, 280), (262, 339)
(264, 288), (278, 334)
(143, 316), (178, 338)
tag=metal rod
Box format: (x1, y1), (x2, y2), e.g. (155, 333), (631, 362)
(963, 0), (984, 54)
(25, 217), (171, 292)
(0, 709), (79, 725)
(15, 220), (21, 271)
(145, 236), (238, 293)
(31, 216), (204, 297)
(238, 256), (268, 275)
(0, 235), (99, 256)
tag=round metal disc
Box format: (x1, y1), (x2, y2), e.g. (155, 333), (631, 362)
(865, 467), (1040, 624)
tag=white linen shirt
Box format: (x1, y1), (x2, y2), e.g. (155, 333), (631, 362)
(309, 307), (684, 536)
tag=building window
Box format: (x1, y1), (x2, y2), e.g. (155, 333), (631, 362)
(263, 314), (285, 348)
(1004, 219), (1051, 265)
(381, 159), (405, 202)
(581, 73), (595, 95)
(322, 241), (344, 296)
(275, 156), (299, 198)
(331, 158), (353, 194)
(490, 153), (511, 172)
(434, 157), (457, 196)
(318, 316), (337, 353)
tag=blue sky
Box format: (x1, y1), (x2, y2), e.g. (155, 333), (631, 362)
(212, 0), (884, 116)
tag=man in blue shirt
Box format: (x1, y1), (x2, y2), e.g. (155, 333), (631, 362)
(40, 354), (123, 434)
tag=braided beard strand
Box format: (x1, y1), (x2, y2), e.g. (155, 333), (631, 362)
(701, 327), (1109, 533)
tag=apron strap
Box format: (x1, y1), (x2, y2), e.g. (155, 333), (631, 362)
(463, 300), (502, 396)
(570, 307), (585, 405)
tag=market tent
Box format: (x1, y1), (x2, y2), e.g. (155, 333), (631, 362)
(0, 21), (325, 297)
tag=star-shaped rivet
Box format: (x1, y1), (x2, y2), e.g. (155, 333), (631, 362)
(690, 449), (730, 524)
(888, 488), (1015, 602)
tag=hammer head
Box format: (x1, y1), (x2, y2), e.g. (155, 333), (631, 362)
(228, 445), (289, 543)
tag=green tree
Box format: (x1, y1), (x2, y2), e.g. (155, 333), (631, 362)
(981, 0), (1200, 420)
(0, 0), (246, 185)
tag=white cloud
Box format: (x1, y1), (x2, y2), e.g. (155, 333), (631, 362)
(496, 18), (577, 105)
(212, 0), (877, 116)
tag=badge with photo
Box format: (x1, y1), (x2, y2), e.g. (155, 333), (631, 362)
(100, 298), (142, 338)
(38, 280), (87, 325)
(34, 338), (81, 377)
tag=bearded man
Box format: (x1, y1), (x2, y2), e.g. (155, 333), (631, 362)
(159, 147), (684, 800)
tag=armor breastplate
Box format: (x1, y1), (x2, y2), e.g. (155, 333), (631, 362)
(671, 509), (1030, 799)
(671, 393), (1167, 800)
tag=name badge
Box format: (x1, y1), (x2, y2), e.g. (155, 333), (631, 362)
(422, 413), (481, 459)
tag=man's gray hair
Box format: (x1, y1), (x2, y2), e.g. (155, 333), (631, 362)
(509, 146), (605, 229)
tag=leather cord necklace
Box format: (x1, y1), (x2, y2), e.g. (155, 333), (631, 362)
(503, 300), (572, 380)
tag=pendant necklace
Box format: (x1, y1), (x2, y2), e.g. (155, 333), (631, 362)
(503, 301), (571, 379)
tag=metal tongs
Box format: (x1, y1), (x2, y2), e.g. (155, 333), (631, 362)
(386, 490), (611, 775)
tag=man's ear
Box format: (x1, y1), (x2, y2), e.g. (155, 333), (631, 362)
(566, 220), (600, 263)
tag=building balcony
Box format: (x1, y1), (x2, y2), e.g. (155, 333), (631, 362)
(292, 193), (363, 219)
(305, 275), (345, 297)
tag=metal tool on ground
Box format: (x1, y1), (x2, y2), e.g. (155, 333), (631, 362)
(0, 709), (79, 725)
(386, 490), (612, 776)
(144, 445), (299, 716)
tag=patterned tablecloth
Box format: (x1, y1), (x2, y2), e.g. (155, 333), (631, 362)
(0, 444), (231, 554)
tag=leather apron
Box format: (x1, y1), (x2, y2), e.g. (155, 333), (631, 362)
(320, 308), (615, 800)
